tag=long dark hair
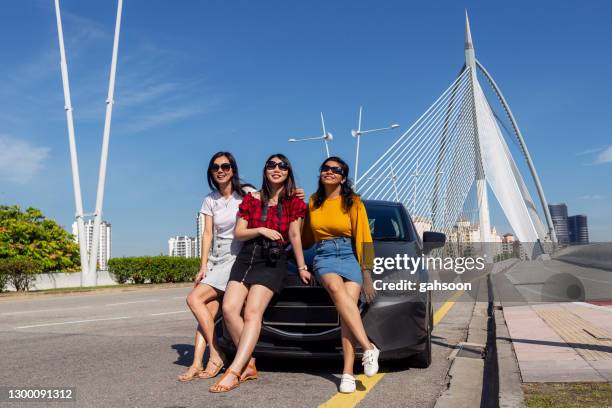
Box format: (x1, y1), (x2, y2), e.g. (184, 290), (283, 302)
(260, 153), (296, 205)
(206, 151), (250, 197)
(314, 156), (358, 212)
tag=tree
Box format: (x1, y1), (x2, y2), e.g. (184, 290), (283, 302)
(0, 205), (80, 272)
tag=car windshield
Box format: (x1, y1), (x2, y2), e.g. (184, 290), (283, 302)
(364, 203), (414, 242)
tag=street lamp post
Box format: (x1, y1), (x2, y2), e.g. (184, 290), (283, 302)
(352, 106), (399, 190)
(288, 112), (333, 157)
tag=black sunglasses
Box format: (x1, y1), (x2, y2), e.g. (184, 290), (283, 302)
(210, 163), (232, 172)
(265, 160), (290, 171)
(320, 164), (344, 175)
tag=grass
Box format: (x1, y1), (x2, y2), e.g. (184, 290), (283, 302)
(523, 383), (612, 408)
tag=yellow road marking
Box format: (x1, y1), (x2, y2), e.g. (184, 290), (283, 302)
(434, 289), (465, 325)
(318, 373), (385, 408)
(318, 293), (462, 408)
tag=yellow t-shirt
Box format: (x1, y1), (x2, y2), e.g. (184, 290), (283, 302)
(307, 195), (351, 240)
(302, 194), (374, 269)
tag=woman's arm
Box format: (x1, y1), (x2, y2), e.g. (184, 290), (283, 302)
(289, 218), (312, 284)
(234, 217), (282, 241)
(195, 214), (214, 286)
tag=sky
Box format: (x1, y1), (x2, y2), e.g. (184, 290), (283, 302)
(1, 0), (611, 256)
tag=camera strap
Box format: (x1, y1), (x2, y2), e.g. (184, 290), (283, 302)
(261, 199), (283, 232)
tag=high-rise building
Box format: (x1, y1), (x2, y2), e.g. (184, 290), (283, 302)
(195, 213), (206, 258)
(72, 220), (112, 270)
(169, 236), (197, 258)
(446, 219), (502, 257)
(548, 203), (569, 244)
(568, 215), (589, 244)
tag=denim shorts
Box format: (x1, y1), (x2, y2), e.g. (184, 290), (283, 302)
(313, 237), (363, 284)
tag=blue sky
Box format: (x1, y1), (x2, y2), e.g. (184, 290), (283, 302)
(1, 0), (611, 256)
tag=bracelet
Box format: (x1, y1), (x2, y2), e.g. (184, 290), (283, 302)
(297, 265), (308, 271)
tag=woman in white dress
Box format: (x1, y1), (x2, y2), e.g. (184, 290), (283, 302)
(178, 151), (255, 381)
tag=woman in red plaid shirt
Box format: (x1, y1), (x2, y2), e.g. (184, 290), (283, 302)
(210, 153), (310, 393)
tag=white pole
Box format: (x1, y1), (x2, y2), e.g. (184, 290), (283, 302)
(390, 164), (399, 202)
(354, 106), (363, 190)
(88, 0), (124, 284)
(320, 112), (330, 158)
(54, 0), (89, 284)
(412, 158), (419, 213)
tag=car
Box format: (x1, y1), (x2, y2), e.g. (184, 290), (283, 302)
(217, 199), (446, 368)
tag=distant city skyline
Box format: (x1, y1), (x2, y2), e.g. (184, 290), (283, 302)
(1, 1), (610, 256)
(72, 219), (112, 270)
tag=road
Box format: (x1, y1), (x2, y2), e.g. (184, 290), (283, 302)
(0, 281), (479, 408)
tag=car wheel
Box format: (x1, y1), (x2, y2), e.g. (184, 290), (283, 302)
(409, 294), (432, 368)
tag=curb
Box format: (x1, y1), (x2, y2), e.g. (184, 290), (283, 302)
(495, 303), (524, 408)
(434, 273), (491, 408)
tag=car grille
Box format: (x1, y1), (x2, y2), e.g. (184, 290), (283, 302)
(263, 275), (339, 334)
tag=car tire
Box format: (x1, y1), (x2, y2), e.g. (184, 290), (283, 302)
(409, 294), (432, 368)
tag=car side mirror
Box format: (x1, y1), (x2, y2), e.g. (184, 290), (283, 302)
(423, 231), (446, 254)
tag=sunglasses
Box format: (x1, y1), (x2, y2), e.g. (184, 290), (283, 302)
(265, 160), (290, 171)
(210, 163), (232, 172)
(320, 164), (344, 176)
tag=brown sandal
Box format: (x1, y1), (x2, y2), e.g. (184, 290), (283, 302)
(177, 365), (204, 382)
(209, 368), (241, 393)
(198, 358), (224, 379)
(240, 358), (258, 383)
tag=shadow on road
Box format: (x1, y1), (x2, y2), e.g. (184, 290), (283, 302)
(497, 337), (612, 354)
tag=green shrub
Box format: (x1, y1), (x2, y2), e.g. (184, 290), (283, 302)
(108, 256), (199, 284)
(0, 258), (42, 292)
(0, 268), (8, 292)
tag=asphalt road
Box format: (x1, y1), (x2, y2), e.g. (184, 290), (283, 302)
(0, 281), (478, 408)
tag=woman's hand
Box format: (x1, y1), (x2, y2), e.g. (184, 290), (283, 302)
(295, 188), (306, 200)
(299, 269), (314, 285)
(194, 267), (206, 287)
(362, 269), (377, 304)
(258, 227), (283, 241)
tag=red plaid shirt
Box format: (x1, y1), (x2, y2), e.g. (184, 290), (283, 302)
(238, 192), (307, 246)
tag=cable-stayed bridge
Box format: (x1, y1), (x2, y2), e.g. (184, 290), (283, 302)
(357, 13), (556, 258)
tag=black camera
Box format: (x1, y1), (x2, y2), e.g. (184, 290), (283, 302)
(261, 239), (282, 264)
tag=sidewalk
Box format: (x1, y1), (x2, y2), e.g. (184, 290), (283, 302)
(502, 302), (612, 383)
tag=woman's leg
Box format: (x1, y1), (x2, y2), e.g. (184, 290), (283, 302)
(193, 326), (206, 367)
(340, 280), (362, 375)
(186, 284), (223, 364)
(214, 284), (274, 388)
(320, 273), (373, 351)
(222, 281), (249, 346)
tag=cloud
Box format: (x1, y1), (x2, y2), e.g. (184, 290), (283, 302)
(118, 102), (216, 134)
(62, 11), (110, 44)
(0, 135), (50, 184)
(118, 82), (180, 107)
(594, 146), (612, 164)
(575, 147), (604, 156)
(577, 194), (603, 200)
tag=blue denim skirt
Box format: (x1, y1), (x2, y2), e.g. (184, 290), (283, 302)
(313, 237), (363, 284)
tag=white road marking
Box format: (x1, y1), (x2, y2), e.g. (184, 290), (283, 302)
(150, 311), (188, 316)
(1, 306), (92, 316)
(15, 316), (130, 329)
(105, 299), (159, 306)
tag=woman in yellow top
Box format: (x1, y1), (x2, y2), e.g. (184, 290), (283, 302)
(302, 156), (379, 394)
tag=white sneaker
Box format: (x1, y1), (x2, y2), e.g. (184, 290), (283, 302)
(339, 373), (356, 393)
(362, 344), (380, 377)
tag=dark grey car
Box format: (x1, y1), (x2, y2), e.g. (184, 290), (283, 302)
(218, 200), (446, 368)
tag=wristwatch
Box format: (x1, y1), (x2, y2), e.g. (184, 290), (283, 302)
(297, 265), (308, 271)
